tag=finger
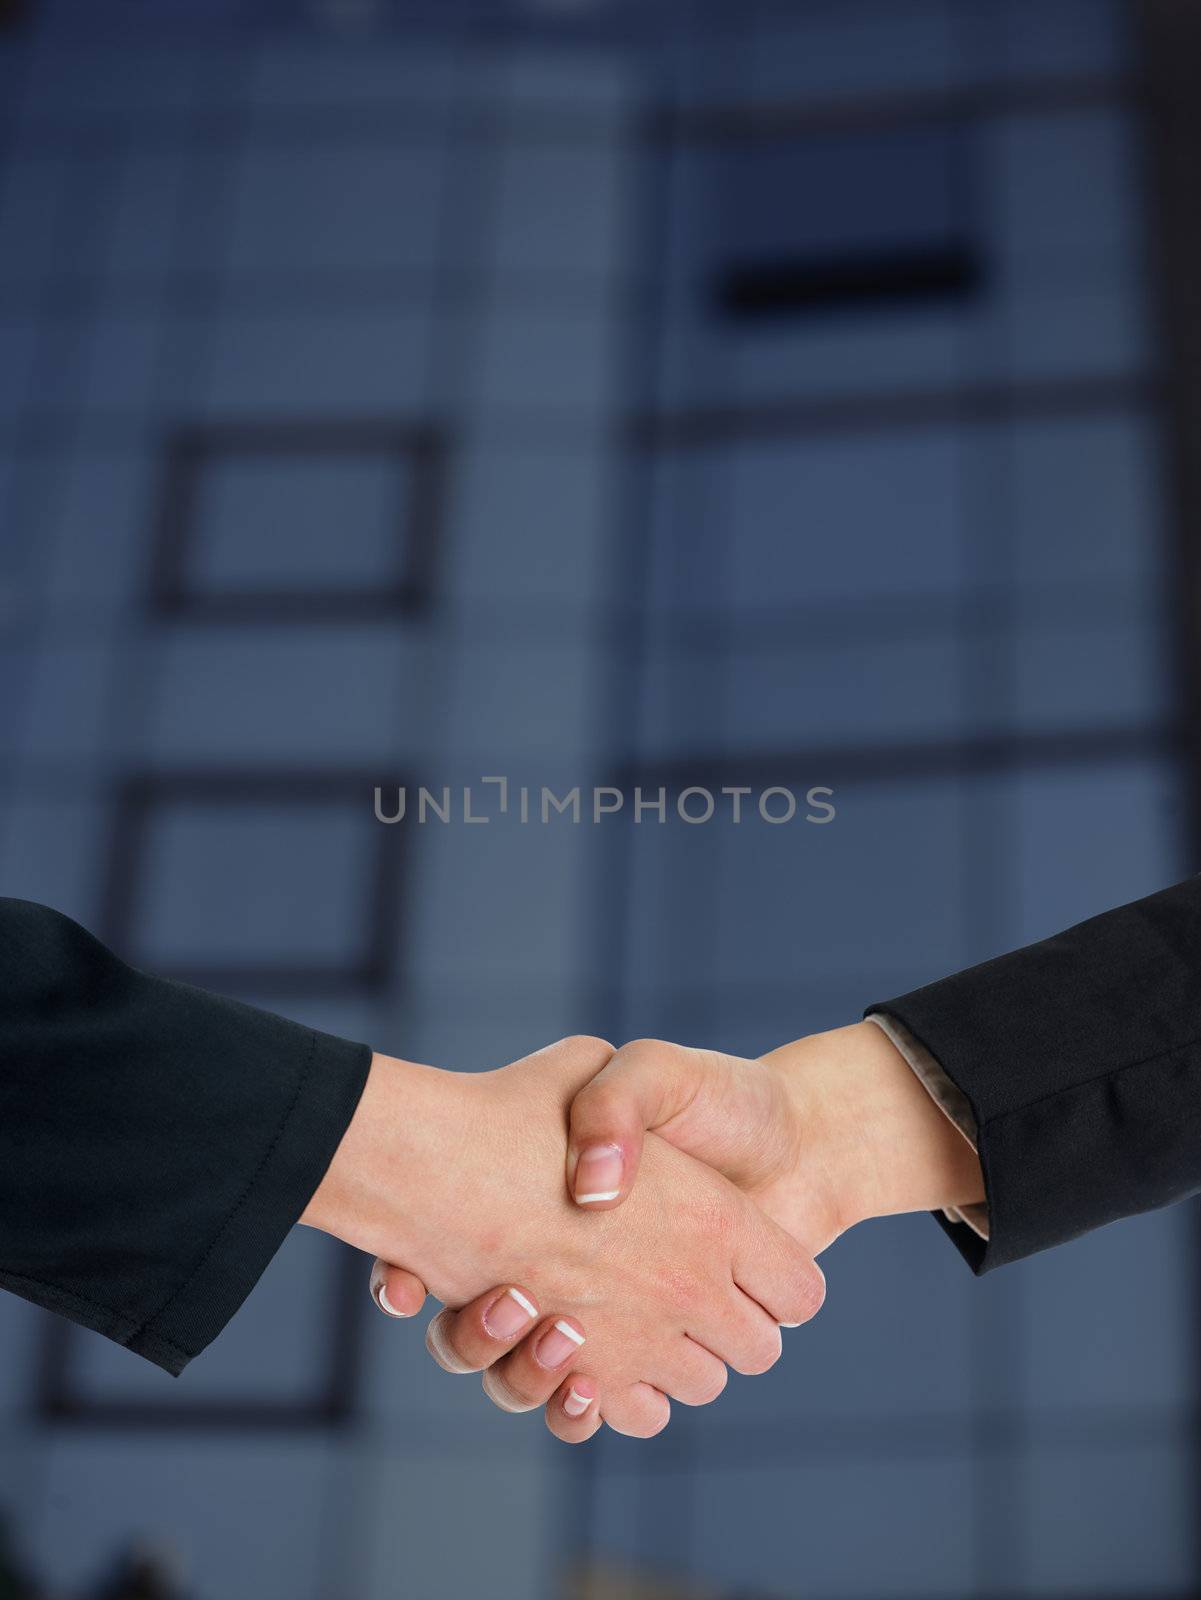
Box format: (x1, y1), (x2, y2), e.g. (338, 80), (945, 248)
(732, 1204), (827, 1331)
(369, 1259), (428, 1320)
(481, 1315), (588, 1414)
(688, 1286), (784, 1377)
(424, 1285), (541, 1376)
(601, 1381), (671, 1439)
(653, 1337), (728, 1407)
(567, 1038), (706, 1210)
(545, 1375), (602, 1445)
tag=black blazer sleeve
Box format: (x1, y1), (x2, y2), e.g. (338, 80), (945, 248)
(868, 875), (1201, 1273)
(0, 898), (372, 1374)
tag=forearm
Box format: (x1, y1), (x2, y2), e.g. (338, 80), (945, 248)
(762, 1021), (985, 1249)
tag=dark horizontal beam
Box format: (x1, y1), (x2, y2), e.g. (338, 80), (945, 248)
(0, 375), (1155, 458)
(646, 72), (1135, 146)
(37, 1396), (353, 1431)
(615, 722), (1175, 794)
(630, 373), (1157, 450)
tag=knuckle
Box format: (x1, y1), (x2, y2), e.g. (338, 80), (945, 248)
(603, 1390), (671, 1438)
(774, 1260), (831, 1324)
(575, 1076), (631, 1127)
(735, 1327), (783, 1377)
(687, 1365), (728, 1406)
(616, 1037), (667, 1067)
(638, 1403), (671, 1438)
(781, 1261), (827, 1327)
(564, 1033), (614, 1060)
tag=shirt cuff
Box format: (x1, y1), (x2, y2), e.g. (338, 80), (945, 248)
(864, 1012), (990, 1241)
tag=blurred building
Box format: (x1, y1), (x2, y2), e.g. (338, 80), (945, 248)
(0, 0), (1198, 1596)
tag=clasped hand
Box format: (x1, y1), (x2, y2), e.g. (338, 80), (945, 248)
(302, 1025), (983, 1443)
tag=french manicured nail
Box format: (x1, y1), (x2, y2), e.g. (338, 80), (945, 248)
(574, 1144), (623, 1204)
(370, 1267), (410, 1319)
(563, 1386), (592, 1419)
(484, 1287), (538, 1340)
(536, 1320), (586, 1368)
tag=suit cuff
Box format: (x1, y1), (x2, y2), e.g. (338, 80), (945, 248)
(126, 1025), (372, 1375)
(863, 1012), (990, 1243)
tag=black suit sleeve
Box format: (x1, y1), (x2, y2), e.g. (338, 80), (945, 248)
(868, 875), (1201, 1273)
(0, 898), (372, 1374)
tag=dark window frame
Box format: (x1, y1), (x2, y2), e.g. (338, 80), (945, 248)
(102, 769), (406, 999)
(149, 419), (447, 623)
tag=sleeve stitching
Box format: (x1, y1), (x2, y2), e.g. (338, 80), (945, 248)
(0, 1271), (193, 1366)
(0, 1269), (136, 1338)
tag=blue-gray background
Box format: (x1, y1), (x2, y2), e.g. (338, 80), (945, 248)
(0, 1), (1193, 1596)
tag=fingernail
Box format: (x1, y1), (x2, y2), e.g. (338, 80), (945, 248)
(563, 1386), (592, 1419)
(536, 1320), (586, 1368)
(378, 1286), (410, 1318)
(484, 1287), (538, 1340)
(574, 1143), (623, 1204)
(370, 1268), (411, 1319)
(780, 1321), (800, 1329)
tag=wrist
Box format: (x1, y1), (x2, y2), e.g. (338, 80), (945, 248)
(764, 1021), (984, 1242)
(301, 1051), (475, 1287)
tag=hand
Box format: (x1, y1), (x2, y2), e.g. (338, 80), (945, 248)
(560, 1023), (985, 1252)
(373, 1023), (980, 1438)
(302, 1035), (825, 1439)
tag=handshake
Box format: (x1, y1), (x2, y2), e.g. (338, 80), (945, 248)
(301, 1024), (984, 1443)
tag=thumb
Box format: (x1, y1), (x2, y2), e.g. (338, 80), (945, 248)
(369, 1258), (429, 1319)
(566, 1039), (710, 1211)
